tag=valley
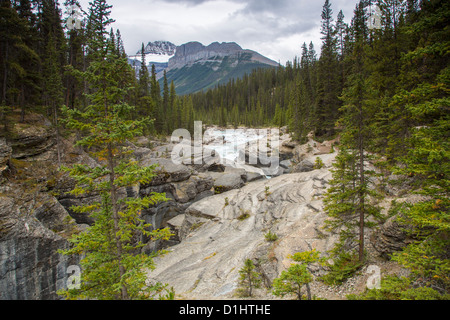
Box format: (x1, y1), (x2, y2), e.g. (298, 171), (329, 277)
(0, 0), (448, 302)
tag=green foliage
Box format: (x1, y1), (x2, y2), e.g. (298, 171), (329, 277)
(1, 0), (449, 301)
(321, 252), (363, 286)
(348, 275), (450, 300)
(272, 263), (313, 300)
(314, 157), (324, 169)
(264, 230), (278, 242)
(237, 211), (251, 221)
(264, 186), (271, 197)
(237, 259), (262, 297)
(57, 0), (174, 300)
(272, 250), (324, 300)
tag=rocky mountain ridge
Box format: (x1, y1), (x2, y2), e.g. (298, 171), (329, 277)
(137, 40), (177, 56)
(167, 41), (277, 71)
(128, 40), (278, 95)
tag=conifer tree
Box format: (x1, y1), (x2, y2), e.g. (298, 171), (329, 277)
(324, 0), (383, 263)
(237, 259), (262, 297)
(43, 32), (64, 164)
(64, 0), (86, 110)
(58, 0), (173, 300)
(385, 0), (450, 298)
(315, 0), (341, 137)
(150, 64), (162, 133)
(135, 42), (152, 122)
(162, 70), (170, 134)
(12, 0), (41, 122)
(272, 251), (319, 301)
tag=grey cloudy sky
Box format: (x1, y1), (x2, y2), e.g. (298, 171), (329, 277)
(75, 0), (360, 65)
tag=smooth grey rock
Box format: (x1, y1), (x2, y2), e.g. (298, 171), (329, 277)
(147, 167), (340, 299)
(212, 172), (245, 193)
(0, 194), (80, 300)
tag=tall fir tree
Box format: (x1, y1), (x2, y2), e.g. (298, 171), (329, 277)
(58, 0), (173, 300)
(315, 0), (341, 137)
(324, 0), (384, 263)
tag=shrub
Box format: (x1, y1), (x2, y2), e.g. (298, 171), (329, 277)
(265, 230), (278, 242)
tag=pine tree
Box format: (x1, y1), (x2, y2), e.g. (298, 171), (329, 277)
(162, 70), (170, 134)
(42, 32), (64, 164)
(386, 0), (450, 298)
(237, 259), (262, 297)
(57, 0), (173, 300)
(324, 0), (383, 263)
(150, 64), (162, 133)
(136, 43), (152, 121)
(315, 0), (341, 137)
(64, 0), (86, 110)
(272, 255), (314, 301)
(336, 9), (347, 60)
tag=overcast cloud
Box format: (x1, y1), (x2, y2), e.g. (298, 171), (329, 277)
(75, 0), (359, 65)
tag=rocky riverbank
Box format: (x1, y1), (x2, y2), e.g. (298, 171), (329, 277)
(0, 115), (409, 300)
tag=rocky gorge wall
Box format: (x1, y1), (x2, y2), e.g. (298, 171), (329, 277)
(0, 116), (410, 300)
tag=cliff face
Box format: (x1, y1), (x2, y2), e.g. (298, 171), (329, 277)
(168, 41), (242, 69)
(0, 112), (87, 300)
(162, 41), (278, 95)
(168, 41), (278, 70)
(0, 194), (80, 300)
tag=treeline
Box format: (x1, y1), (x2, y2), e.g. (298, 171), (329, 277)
(192, 0), (449, 299)
(0, 0), (195, 136)
(190, 0), (448, 141)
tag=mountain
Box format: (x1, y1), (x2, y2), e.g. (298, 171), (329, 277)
(128, 40), (279, 95)
(128, 41), (176, 74)
(162, 41), (279, 95)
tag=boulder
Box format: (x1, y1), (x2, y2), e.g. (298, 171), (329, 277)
(8, 123), (55, 159)
(141, 158), (193, 185)
(293, 159), (314, 172)
(171, 173), (214, 204)
(211, 171), (245, 193)
(372, 216), (416, 259)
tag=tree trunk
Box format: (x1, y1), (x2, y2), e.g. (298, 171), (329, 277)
(2, 40), (8, 106)
(107, 142), (130, 300)
(305, 283), (312, 300)
(358, 105), (365, 263)
(20, 84), (25, 122)
(54, 103), (61, 166)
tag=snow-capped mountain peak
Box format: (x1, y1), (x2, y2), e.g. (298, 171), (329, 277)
(138, 40), (176, 56)
(130, 40), (176, 63)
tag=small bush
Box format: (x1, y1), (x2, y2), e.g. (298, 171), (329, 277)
(321, 252), (363, 286)
(237, 211), (251, 221)
(314, 157), (324, 169)
(265, 230), (278, 242)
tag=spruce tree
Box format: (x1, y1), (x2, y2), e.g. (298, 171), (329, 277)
(237, 259), (262, 297)
(324, 0), (383, 263)
(58, 0), (173, 300)
(150, 64), (162, 133)
(64, 0), (86, 110)
(42, 32), (64, 164)
(315, 0), (341, 137)
(386, 0), (450, 298)
(136, 42), (152, 122)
